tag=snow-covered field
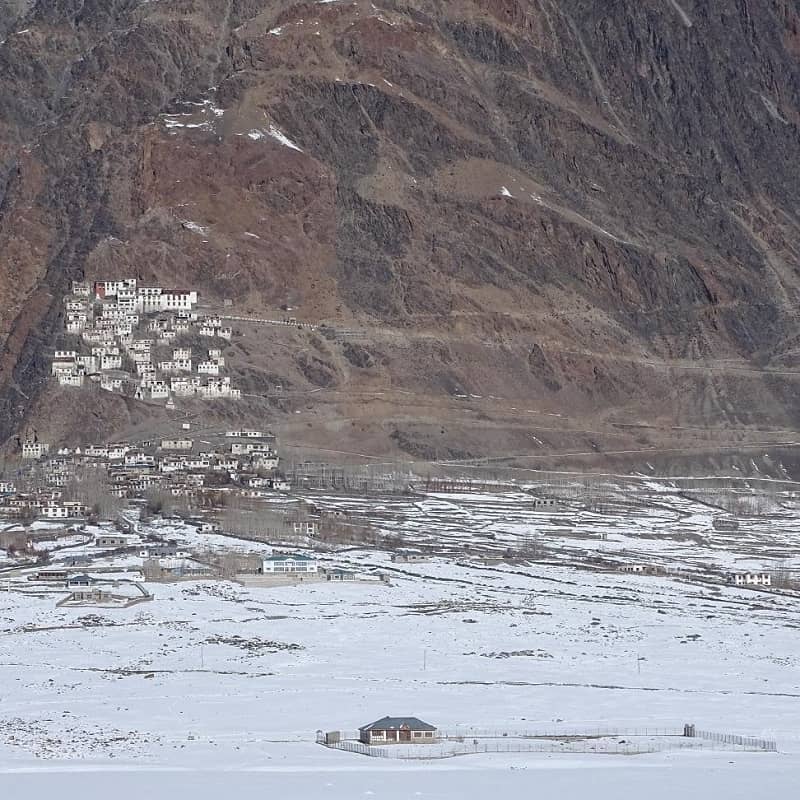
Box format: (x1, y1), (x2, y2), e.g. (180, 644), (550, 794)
(306, 483), (800, 573)
(1, 483), (799, 798)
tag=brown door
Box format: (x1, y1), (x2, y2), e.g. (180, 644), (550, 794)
(399, 728), (411, 742)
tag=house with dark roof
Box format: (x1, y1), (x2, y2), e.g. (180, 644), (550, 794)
(66, 574), (96, 587)
(324, 568), (356, 582)
(359, 717), (437, 745)
(261, 553), (317, 575)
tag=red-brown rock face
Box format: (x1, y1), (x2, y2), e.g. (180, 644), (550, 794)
(1, 1), (800, 472)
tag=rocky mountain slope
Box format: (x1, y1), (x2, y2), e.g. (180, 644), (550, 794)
(1, 0), (800, 472)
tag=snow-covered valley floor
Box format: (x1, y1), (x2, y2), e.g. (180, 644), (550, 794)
(1, 483), (799, 797)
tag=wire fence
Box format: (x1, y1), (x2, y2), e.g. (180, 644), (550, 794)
(695, 729), (777, 752)
(317, 727), (777, 760)
(325, 727), (687, 742)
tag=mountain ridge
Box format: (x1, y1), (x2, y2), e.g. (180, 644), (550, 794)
(1, 0), (800, 472)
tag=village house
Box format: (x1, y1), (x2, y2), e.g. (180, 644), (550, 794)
(28, 569), (69, 583)
(40, 503), (70, 519)
(51, 358), (76, 376)
(67, 574), (96, 588)
(124, 452), (156, 468)
(183, 457), (211, 471)
(291, 520), (319, 537)
(22, 441), (49, 460)
(160, 439), (193, 451)
(251, 453), (280, 470)
(139, 544), (188, 558)
(171, 377), (201, 396)
(143, 557), (215, 581)
(727, 572), (772, 587)
(324, 568), (357, 582)
(136, 286), (164, 308)
(359, 717), (438, 745)
(100, 376), (124, 392)
(158, 359), (192, 374)
(127, 477), (161, 494)
(231, 441), (277, 456)
(100, 305), (129, 321)
(7, 495), (42, 512)
(99, 352), (122, 370)
(620, 564), (660, 575)
(40, 501), (88, 520)
(117, 285), (138, 306)
(261, 553), (318, 575)
(226, 429), (267, 439)
(197, 360), (220, 375)
(52, 362), (77, 380)
(529, 496), (558, 509)
(95, 535), (129, 548)
(169, 484), (197, 497)
(136, 382), (169, 401)
(196, 522), (221, 534)
(94, 279), (137, 299)
(59, 372), (85, 387)
(391, 551), (430, 564)
(59, 588), (110, 605)
(271, 478), (291, 492)
(159, 290), (198, 311)
(107, 444), (130, 460)
(76, 354), (98, 372)
(198, 377), (240, 398)
(66, 313), (88, 334)
(159, 458), (185, 474)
